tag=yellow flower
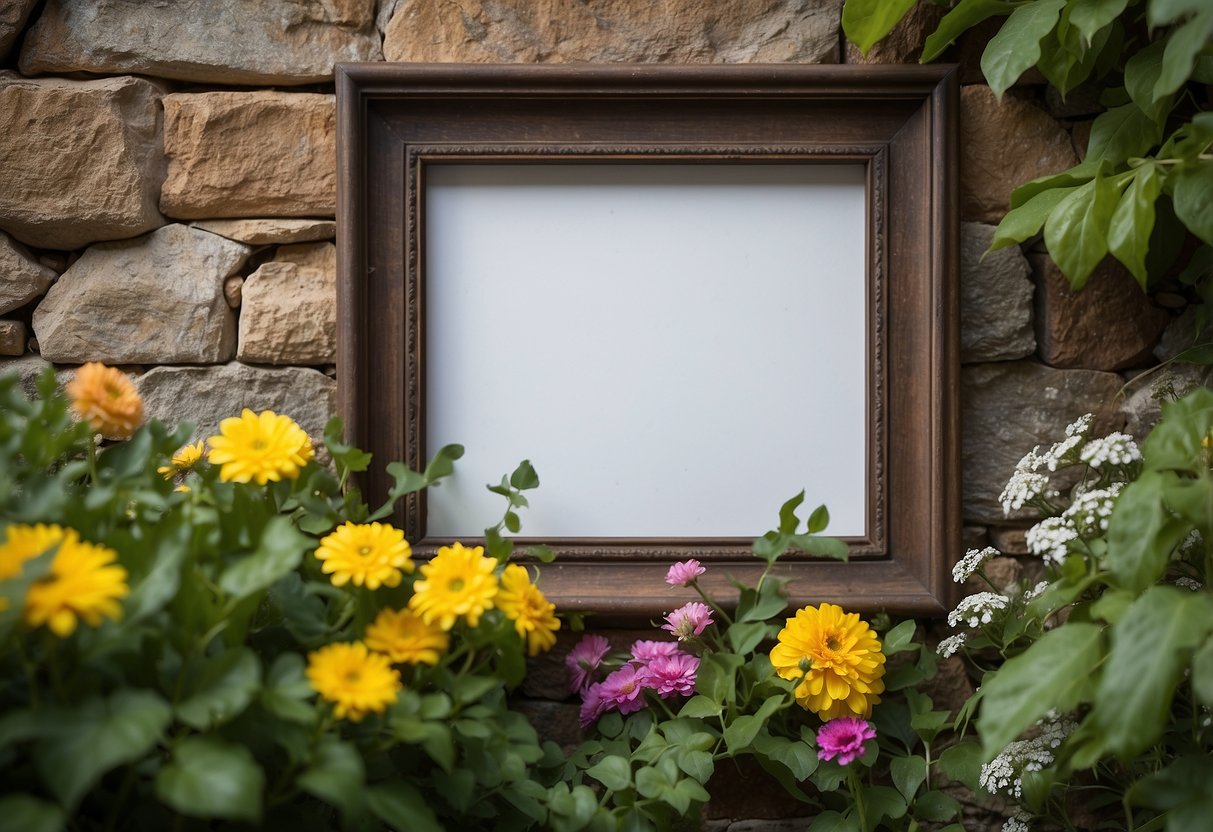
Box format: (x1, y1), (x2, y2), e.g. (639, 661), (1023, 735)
(496, 564), (561, 656)
(314, 522), (413, 590)
(65, 362), (144, 440)
(0, 523), (64, 580)
(157, 441), (205, 479)
(769, 603), (886, 720)
(206, 409), (314, 484)
(306, 641), (402, 722)
(408, 542), (498, 630)
(364, 607), (449, 665)
(12, 525), (129, 638)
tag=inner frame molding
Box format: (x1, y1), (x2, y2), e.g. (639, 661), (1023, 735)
(336, 63), (959, 617)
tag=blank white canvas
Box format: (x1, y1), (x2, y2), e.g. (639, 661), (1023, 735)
(424, 164), (868, 539)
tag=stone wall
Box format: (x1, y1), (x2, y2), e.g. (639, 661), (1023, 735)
(0, 1), (1205, 825)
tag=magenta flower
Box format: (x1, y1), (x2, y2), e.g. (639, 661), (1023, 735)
(816, 717), (877, 766)
(661, 601), (713, 641)
(665, 559), (706, 587)
(579, 682), (609, 728)
(639, 652), (699, 698)
(565, 634), (612, 694)
(598, 664), (649, 716)
(630, 640), (682, 664)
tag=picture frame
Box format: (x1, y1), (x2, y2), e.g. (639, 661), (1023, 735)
(336, 63), (959, 618)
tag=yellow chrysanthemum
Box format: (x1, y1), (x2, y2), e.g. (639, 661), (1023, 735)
(16, 525), (129, 638)
(157, 441), (205, 479)
(496, 564), (561, 656)
(364, 607), (449, 665)
(206, 409), (314, 484)
(314, 522), (413, 590)
(0, 523), (64, 581)
(769, 603), (886, 720)
(65, 362), (144, 440)
(408, 542), (498, 630)
(306, 641), (402, 722)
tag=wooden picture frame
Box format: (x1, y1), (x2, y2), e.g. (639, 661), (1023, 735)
(336, 63), (959, 618)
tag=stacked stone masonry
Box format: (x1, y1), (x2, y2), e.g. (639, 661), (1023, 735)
(0, 0), (1206, 824)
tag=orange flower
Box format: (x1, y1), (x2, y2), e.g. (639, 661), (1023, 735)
(65, 363), (144, 439)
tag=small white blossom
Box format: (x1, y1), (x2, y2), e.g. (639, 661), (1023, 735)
(1023, 580), (1050, 602)
(947, 592), (1010, 629)
(1179, 530), (1204, 559)
(1175, 577), (1203, 592)
(936, 633), (968, 658)
(1061, 482), (1124, 537)
(952, 546), (999, 583)
(1000, 469), (1052, 515)
(1079, 432), (1141, 468)
(1025, 517), (1078, 567)
(1038, 414), (1094, 471)
(980, 714), (1076, 799)
(1002, 812), (1033, 832)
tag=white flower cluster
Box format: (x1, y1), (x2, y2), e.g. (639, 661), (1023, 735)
(1000, 467), (1052, 515)
(979, 714), (1077, 799)
(1078, 431), (1141, 469)
(1023, 580), (1050, 602)
(1038, 414), (1094, 471)
(952, 546), (999, 583)
(1002, 812), (1033, 832)
(1025, 517), (1078, 567)
(936, 632), (968, 658)
(1061, 482), (1124, 536)
(947, 592), (1009, 629)
(1179, 530), (1204, 559)
(1175, 576), (1203, 592)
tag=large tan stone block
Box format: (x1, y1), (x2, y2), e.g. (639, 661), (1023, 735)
(160, 92), (336, 220)
(237, 262), (336, 365)
(961, 86), (1079, 223)
(19, 0), (380, 85)
(190, 219), (336, 246)
(384, 0), (843, 64)
(0, 74), (166, 250)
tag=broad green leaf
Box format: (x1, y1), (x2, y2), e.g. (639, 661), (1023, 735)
(323, 417), (372, 474)
(155, 736), (264, 823)
(1124, 40), (1173, 124)
(634, 765), (672, 799)
(752, 731), (819, 780)
(891, 755), (927, 802)
(678, 695), (722, 719)
(980, 0), (1068, 97)
(1106, 472), (1193, 591)
(806, 503), (830, 534)
(297, 737), (365, 820)
(1193, 638), (1213, 707)
(976, 623), (1102, 757)
(218, 515), (309, 599)
(991, 186), (1081, 250)
(586, 756), (632, 791)
(124, 514), (191, 623)
(1086, 103), (1164, 166)
(368, 461), (427, 521)
(1108, 162), (1162, 287)
(1141, 388), (1213, 472)
(882, 619), (918, 655)
(676, 748), (715, 783)
(1043, 171), (1120, 288)
(1155, 9), (1213, 100)
(509, 458), (540, 490)
(841, 0), (917, 55)
(727, 620), (771, 652)
(937, 741), (983, 793)
(1069, 0), (1129, 46)
(1173, 160), (1213, 246)
(1126, 755), (1213, 826)
(921, 0), (1015, 63)
(864, 785), (908, 822)
(0, 795), (64, 832)
(778, 490), (806, 534)
(176, 648), (261, 730)
(723, 697), (781, 753)
(1084, 587), (1213, 760)
(1010, 169), (1094, 210)
(1149, 0), (1208, 26)
(35, 689), (171, 808)
(808, 811), (857, 832)
(423, 443), (464, 483)
(260, 652), (315, 724)
(696, 652), (744, 704)
(365, 782), (443, 832)
(915, 790), (961, 822)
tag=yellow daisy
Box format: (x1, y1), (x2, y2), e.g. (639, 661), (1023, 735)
(364, 607), (449, 665)
(496, 564), (561, 656)
(19, 526), (129, 638)
(306, 641), (402, 722)
(314, 522), (413, 590)
(0, 523), (64, 581)
(206, 409), (314, 484)
(769, 603), (886, 720)
(408, 542), (498, 630)
(157, 441), (205, 479)
(65, 362), (144, 440)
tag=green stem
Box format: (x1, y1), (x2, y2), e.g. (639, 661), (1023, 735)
(692, 582), (733, 628)
(847, 768), (868, 832)
(87, 433), (99, 484)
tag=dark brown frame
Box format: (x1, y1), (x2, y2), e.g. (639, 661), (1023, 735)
(336, 63), (959, 618)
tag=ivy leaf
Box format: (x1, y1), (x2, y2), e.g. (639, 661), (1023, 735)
(1086, 103), (1164, 166)
(176, 648), (262, 730)
(1106, 472), (1194, 592)
(921, 0), (1015, 63)
(509, 459), (540, 490)
(1124, 40), (1173, 124)
(586, 755), (633, 791)
(155, 736), (264, 823)
(1126, 755), (1213, 828)
(778, 490), (806, 534)
(1044, 170), (1123, 288)
(841, 0), (917, 56)
(991, 185), (1082, 250)
(1108, 162), (1162, 288)
(322, 417), (372, 474)
(297, 737), (366, 820)
(423, 443), (464, 483)
(1173, 159), (1213, 246)
(1069, 0), (1129, 47)
(1155, 9), (1213, 101)
(980, 0), (1067, 97)
(882, 619), (919, 655)
(890, 755), (927, 802)
(365, 782), (443, 832)
(219, 515), (309, 599)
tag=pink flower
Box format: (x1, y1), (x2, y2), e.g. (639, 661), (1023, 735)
(579, 682), (609, 728)
(630, 640), (682, 664)
(639, 652), (699, 698)
(598, 664), (649, 716)
(565, 634), (611, 694)
(665, 559), (706, 587)
(661, 602), (713, 641)
(816, 717), (877, 766)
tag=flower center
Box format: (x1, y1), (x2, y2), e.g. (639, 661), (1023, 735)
(343, 670), (362, 684)
(252, 439), (267, 450)
(826, 636), (840, 651)
(449, 578), (465, 592)
(105, 385), (123, 399)
(358, 546), (373, 556)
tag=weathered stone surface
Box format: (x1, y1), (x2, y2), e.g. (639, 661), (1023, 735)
(515, 700), (581, 752)
(384, 0), (843, 64)
(237, 262), (336, 365)
(19, 0), (380, 85)
(134, 363), (336, 445)
(1155, 305), (1213, 362)
(961, 86), (1080, 223)
(924, 655), (976, 715)
(0, 353), (53, 397)
(0, 231), (57, 315)
(0, 321), (26, 356)
(160, 92), (336, 220)
(706, 756), (803, 819)
(989, 526), (1030, 556)
(32, 225), (250, 364)
(223, 276), (243, 309)
(0, 0), (38, 61)
(274, 242), (337, 272)
(1122, 363), (1213, 441)
(844, 0), (945, 64)
(963, 556), (1023, 597)
(961, 361), (1123, 523)
(1031, 254), (1168, 370)
(961, 222), (1035, 362)
(191, 219), (336, 245)
(1045, 82), (1105, 118)
(0, 74), (166, 250)
(962, 525), (988, 550)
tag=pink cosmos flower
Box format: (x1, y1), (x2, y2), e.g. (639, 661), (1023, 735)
(816, 717), (877, 766)
(597, 664), (649, 716)
(661, 601), (713, 641)
(638, 652), (699, 698)
(665, 559), (706, 587)
(579, 682), (609, 728)
(630, 640), (682, 664)
(565, 634), (612, 694)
